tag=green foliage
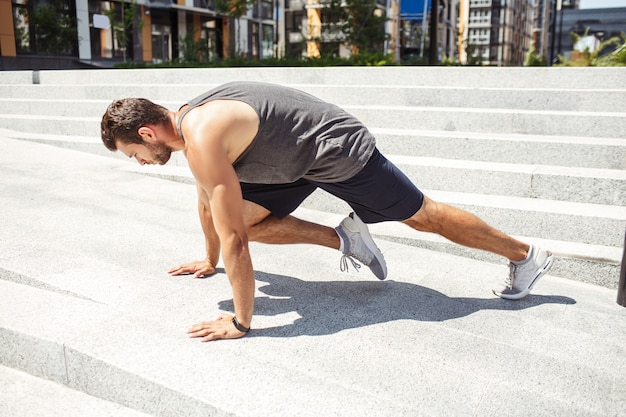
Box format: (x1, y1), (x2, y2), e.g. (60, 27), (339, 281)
(463, 38), (484, 66)
(214, 0), (256, 17)
(524, 44), (547, 67)
(179, 32), (211, 63)
(114, 53), (397, 68)
(557, 28), (624, 66)
(105, 0), (143, 61)
(441, 56), (461, 66)
(343, 0), (388, 54)
(319, 0), (388, 56)
(29, 0), (78, 55)
(596, 33), (626, 66)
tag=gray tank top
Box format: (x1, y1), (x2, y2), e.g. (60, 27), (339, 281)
(176, 81), (375, 184)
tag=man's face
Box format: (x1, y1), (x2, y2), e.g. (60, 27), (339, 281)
(117, 140), (172, 166)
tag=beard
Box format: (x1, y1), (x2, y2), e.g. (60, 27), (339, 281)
(145, 141), (172, 165)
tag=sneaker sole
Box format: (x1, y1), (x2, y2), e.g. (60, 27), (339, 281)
(494, 251), (554, 300)
(350, 213), (388, 280)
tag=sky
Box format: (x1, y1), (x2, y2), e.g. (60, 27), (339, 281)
(579, 0), (626, 8)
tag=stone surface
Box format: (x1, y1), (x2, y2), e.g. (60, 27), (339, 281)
(1, 134), (625, 417)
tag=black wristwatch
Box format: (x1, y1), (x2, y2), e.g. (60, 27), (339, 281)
(232, 316), (250, 333)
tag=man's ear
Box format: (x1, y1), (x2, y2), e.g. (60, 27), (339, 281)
(137, 126), (156, 143)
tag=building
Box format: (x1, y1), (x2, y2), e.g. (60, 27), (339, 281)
(283, 0), (393, 60)
(459, 0), (534, 66)
(533, 0), (553, 59)
(1, 0), (279, 70)
(550, 5), (626, 63)
(399, 0), (459, 64)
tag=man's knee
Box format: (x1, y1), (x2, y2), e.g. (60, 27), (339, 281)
(402, 196), (445, 233)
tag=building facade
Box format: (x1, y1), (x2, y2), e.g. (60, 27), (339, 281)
(459, 0), (534, 66)
(550, 6), (626, 62)
(1, 0), (279, 69)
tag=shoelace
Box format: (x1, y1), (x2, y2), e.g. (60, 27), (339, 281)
(340, 254), (361, 273)
(505, 263), (517, 289)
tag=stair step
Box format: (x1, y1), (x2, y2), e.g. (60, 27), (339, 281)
(345, 105), (626, 138)
(2, 104), (624, 140)
(292, 207), (623, 289)
(1, 84), (624, 112)
(30, 66), (626, 90)
(5, 129), (624, 206)
(109, 161), (626, 250)
(386, 154), (626, 206)
(372, 128), (626, 170)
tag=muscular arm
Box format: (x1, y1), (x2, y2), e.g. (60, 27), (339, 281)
(168, 184), (221, 277)
(180, 100), (259, 341)
(197, 185), (221, 268)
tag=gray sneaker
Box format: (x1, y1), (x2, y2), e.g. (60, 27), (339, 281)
(335, 212), (387, 280)
(493, 245), (554, 300)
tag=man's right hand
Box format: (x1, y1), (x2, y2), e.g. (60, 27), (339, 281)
(168, 259), (216, 278)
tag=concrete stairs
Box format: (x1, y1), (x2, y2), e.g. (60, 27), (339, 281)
(0, 66), (624, 288)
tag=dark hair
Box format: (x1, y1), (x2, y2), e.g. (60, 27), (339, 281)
(100, 98), (170, 151)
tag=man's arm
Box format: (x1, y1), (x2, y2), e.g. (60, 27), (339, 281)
(180, 102), (258, 341)
(168, 184), (221, 278)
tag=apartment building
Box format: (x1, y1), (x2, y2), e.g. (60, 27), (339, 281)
(459, 0), (533, 66)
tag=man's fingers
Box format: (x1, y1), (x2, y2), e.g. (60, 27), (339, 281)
(170, 261), (216, 277)
(168, 265), (189, 275)
(187, 317), (241, 342)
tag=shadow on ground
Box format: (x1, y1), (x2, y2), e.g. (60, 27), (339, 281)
(218, 271), (576, 338)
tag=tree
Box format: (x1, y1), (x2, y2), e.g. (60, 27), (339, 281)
(343, 0), (388, 54)
(524, 43), (547, 67)
(105, 0), (142, 62)
(319, 0), (388, 56)
(29, 0), (78, 55)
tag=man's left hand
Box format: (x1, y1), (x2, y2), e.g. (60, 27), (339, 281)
(187, 314), (247, 342)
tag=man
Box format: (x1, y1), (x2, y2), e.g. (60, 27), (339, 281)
(101, 81), (554, 342)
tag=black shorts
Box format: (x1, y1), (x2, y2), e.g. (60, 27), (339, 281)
(239, 148), (424, 224)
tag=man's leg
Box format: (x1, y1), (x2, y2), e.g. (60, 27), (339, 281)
(243, 200), (340, 249)
(402, 195), (529, 262)
(242, 200), (386, 279)
(403, 195), (553, 299)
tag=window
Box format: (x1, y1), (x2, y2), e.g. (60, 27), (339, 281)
(262, 23), (274, 58)
(12, 0), (77, 56)
(12, 0), (32, 54)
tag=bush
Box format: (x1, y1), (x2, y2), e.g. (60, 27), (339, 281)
(114, 53), (397, 69)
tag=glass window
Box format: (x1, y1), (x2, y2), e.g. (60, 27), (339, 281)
(12, 0), (32, 54)
(262, 23), (273, 58)
(12, 0), (77, 56)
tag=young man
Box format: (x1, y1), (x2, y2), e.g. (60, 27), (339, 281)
(101, 81), (554, 341)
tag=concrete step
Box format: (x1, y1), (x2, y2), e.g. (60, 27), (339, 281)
(0, 365), (154, 417)
(389, 155), (626, 206)
(3, 122), (624, 171)
(5, 130), (624, 206)
(110, 162), (625, 265)
(345, 105), (626, 139)
(301, 187), (626, 249)
(372, 129), (626, 170)
(2, 101), (624, 139)
(1, 131), (625, 416)
(25, 66), (626, 89)
(295, 207), (623, 290)
(2, 84), (624, 112)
